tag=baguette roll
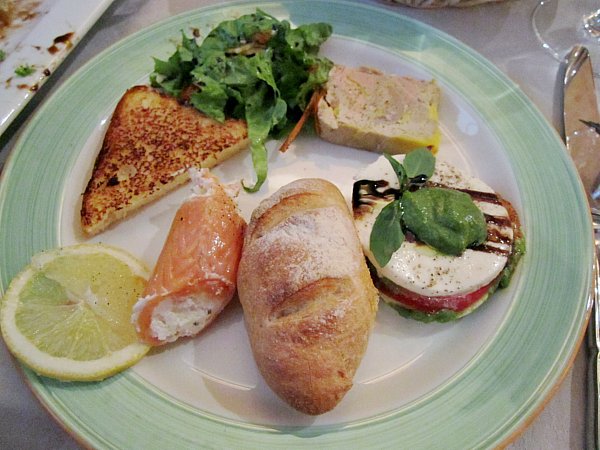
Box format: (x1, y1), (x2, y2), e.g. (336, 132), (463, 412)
(237, 178), (378, 415)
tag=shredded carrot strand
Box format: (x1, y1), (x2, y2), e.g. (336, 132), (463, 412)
(278, 88), (325, 153)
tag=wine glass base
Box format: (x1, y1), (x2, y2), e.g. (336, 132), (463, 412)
(532, 0), (600, 75)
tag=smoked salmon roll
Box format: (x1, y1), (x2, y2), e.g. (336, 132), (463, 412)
(132, 168), (246, 345)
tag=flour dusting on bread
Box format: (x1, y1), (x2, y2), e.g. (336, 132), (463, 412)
(254, 207), (361, 295)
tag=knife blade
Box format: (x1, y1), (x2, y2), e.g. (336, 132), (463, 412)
(562, 44), (600, 450)
(564, 46), (600, 210)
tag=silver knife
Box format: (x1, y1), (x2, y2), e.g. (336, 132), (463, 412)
(562, 44), (600, 450)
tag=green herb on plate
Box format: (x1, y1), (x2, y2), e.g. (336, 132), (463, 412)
(370, 148), (434, 265)
(403, 147), (435, 179)
(15, 64), (35, 77)
(370, 199), (404, 267)
(150, 9), (333, 192)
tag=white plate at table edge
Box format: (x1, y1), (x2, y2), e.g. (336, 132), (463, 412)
(0, 1), (594, 448)
(0, 0), (115, 136)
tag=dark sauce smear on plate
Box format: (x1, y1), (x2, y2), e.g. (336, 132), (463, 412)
(47, 32), (74, 54)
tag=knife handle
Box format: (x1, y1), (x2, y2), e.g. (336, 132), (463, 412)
(589, 215), (600, 449)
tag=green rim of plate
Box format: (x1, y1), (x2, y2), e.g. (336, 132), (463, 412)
(0, 1), (593, 448)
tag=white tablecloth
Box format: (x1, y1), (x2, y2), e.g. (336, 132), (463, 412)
(0, 0), (589, 448)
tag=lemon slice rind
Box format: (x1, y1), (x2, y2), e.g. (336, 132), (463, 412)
(0, 244), (151, 381)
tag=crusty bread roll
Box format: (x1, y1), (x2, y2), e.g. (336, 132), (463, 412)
(237, 178), (378, 415)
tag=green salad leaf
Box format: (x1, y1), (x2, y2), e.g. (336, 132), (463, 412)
(150, 9), (333, 192)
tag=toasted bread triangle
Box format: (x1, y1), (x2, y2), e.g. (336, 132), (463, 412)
(80, 85), (249, 236)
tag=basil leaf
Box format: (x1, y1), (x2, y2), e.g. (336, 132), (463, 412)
(404, 147), (435, 179)
(383, 153), (407, 190)
(370, 200), (404, 267)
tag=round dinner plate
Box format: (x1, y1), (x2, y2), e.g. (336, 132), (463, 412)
(0, 1), (594, 448)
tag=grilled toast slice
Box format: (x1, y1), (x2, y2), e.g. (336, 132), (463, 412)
(80, 85), (249, 236)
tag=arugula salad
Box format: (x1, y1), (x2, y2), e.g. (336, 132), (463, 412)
(150, 9), (333, 192)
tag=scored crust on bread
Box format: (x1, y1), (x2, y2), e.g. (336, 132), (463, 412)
(80, 85), (249, 236)
(237, 178), (378, 415)
(315, 65), (441, 154)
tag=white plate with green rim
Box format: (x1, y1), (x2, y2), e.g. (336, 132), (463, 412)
(0, 1), (594, 448)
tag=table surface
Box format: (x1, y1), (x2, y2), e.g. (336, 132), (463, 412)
(0, 0), (591, 448)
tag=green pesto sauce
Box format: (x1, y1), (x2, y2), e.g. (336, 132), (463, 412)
(383, 294), (488, 323)
(402, 187), (487, 255)
(499, 235), (526, 288)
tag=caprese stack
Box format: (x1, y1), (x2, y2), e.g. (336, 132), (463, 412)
(352, 151), (525, 322)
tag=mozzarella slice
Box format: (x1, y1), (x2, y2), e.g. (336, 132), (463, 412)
(353, 155), (513, 297)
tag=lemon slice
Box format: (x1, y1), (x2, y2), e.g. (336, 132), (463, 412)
(0, 244), (150, 381)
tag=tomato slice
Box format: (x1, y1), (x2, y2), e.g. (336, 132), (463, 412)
(374, 275), (496, 314)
